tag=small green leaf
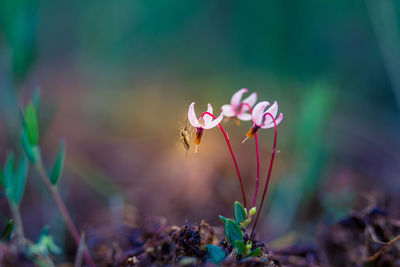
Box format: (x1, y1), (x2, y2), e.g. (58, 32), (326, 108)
(247, 247), (261, 258)
(29, 226), (62, 257)
(206, 245), (226, 264)
(21, 130), (38, 163)
(50, 140), (65, 185)
(0, 220), (13, 242)
(3, 152), (15, 202)
(23, 102), (39, 145)
(234, 201), (247, 224)
(219, 215), (227, 224)
(225, 219), (243, 246)
(234, 240), (246, 255)
(13, 156), (28, 205)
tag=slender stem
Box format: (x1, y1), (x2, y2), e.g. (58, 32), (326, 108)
(239, 103), (260, 208)
(250, 112), (277, 238)
(253, 133), (260, 208)
(35, 161), (96, 267)
(200, 111), (247, 209)
(9, 203), (25, 246)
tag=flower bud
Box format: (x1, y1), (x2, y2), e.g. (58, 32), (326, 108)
(249, 207), (257, 216)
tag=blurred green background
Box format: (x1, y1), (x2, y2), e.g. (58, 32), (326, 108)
(1, 0), (400, 256)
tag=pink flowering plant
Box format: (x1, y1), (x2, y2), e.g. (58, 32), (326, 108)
(186, 89), (283, 264)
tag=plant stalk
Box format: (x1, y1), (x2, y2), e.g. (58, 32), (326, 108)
(250, 113), (277, 238)
(238, 102), (260, 209)
(201, 111), (247, 209)
(35, 160), (96, 267)
(9, 203), (26, 246)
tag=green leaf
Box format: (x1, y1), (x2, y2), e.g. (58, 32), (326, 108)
(23, 102), (39, 145)
(218, 215), (227, 224)
(225, 219), (243, 246)
(234, 240), (246, 255)
(29, 226), (62, 257)
(13, 156), (28, 205)
(0, 220), (13, 242)
(234, 201), (247, 224)
(247, 247), (261, 258)
(21, 130), (38, 163)
(3, 152), (15, 202)
(50, 140), (65, 185)
(206, 245), (226, 265)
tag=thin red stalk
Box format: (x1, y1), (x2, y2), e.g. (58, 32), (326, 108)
(253, 133), (260, 207)
(250, 112), (277, 239)
(36, 162), (96, 267)
(238, 103), (260, 208)
(200, 111), (247, 209)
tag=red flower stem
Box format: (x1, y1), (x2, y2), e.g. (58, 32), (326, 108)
(253, 133), (260, 208)
(35, 161), (97, 267)
(200, 111), (247, 209)
(250, 112), (277, 239)
(238, 103), (260, 208)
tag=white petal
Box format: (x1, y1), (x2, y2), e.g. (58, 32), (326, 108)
(236, 112), (252, 121)
(260, 113), (283, 129)
(263, 101), (278, 125)
(242, 92), (257, 108)
(203, 112), (223, 129)
(252, 101), (270, 126)
(231, 88), (248, 106)
(188, 102), (201, 127)
(204, 103), (214, 124)
(221, 104), (235, 117)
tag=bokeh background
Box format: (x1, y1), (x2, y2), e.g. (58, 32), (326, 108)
(1, 0), (400, 259)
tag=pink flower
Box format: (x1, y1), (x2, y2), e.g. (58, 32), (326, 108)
(188, 102), (224, 151)
(244, 101), (283, 140)
(221, 88), (257, 123)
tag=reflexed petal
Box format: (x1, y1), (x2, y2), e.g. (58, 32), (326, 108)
(263, 101), (278, 125)
(260, 113), (283, 129)
(204, 112), (223, 129)
(242, 92), (257, 110)
(252, 101), (270, 126)
(188, 102), (201, 127)
(204, 103), (214, 124)
(231, 88), (248, 106)
(236, 112), (252, 121)
(221, 104), (235, 117)
(275, 112), (283, 125)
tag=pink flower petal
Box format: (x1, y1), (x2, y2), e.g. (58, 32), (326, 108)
(252, 101), (270, 126)
(188, 102), (201, 127)
(221, 104), (235, 117)
(204, 103), (214, 124)
(242, 92), (257, 108)
(231, 88), (248, 106)
(260, 113), (283, 129)
(204, 112), (223, 129)
(263, 101), (278, 125)
(236, 112), (252, 121)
